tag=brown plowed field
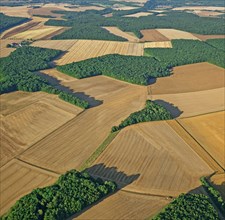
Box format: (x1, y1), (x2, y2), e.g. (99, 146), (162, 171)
(0, 91), (82, 167)
(56, 40), (144, 65)
(18, 77), (147, 173)
(87, 121), (213, 196)
(74, 191), (169, 220)
(140, 29), (169, 42)
(178, 111), (225, 169)
(149, 62), (225, 94)
(103, 26), (139, 42)
(151, 87), (225, 118)
(0, 159), (58, 216)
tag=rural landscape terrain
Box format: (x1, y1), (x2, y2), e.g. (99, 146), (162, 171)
(0, 0), (224, 219)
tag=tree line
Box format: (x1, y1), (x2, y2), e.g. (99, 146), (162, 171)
(111, 100), (172, 132)
(57, 54), (170, 85)
(0, 47), (89, 109)
(1, 170), (117, 220)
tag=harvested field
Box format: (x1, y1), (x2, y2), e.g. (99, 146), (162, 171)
(56, 40), (144, 65)
(140, 29), (169, 42)
(0, 159), (58, 216)
(31, 39), (77, 50)
(178, 111), (225, 169)
(192, 34), (225, 41)
(150, 88), (225, 118)
(193, 10), (224, 17)
(124, 12), (153, 17)
(0, 39), (21, 58)
(156, 29), (199, 40)
(0, 6), (31, 17)
(103, 13), (113, 17)
(18, 77), (147, 173)
(103, 26), (139, 42)
(113, 5), (140, 10)
(86, 122), (213, 196)
(74, 191), (169, 220)
(28, 7), (64, 18)
(210, 173), (225, 199)
(172, 6), (225, 12)
(0, 91), (82, 167)
(149, 62), (225, 94)
(144, 41), (172, 48)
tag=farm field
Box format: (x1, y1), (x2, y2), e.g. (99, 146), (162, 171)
(140, 29), (169, 42)
(192, 34), (225, 41)
(149, 62), (225, 94)
(18, 77), (147, 173)
(124, 12), (153, 17)
(0, 6), (31, 17)
(151, 87), (225, 118)
(0, 159), (59, 216)
(0, 39), (21, 57)
(0, 91), (82, 167)
(86, 121), (213, 196)
(103, 26), (139, 42)
(74, 191), (169, 220)
(210, 173), (225, 200)
(193, 10), (224, 17)
(144, 41), (172, 48)
(172, 6), (225, 12)
(55, 40), (144, 65)
(178, 111), (225, 169)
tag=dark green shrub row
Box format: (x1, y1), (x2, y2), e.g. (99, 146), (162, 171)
(57, 54), (170, 85)
(0, 47), (89, 109)
(1, 170), (117, 220)
(152, 193), (220, 220)
(200, 177), (225, 213)
(111, 100), (172, 132)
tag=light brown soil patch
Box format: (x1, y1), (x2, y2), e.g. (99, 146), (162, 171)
(157, 29), (199, 40)
(75, 191), (169, 220)
(0, 159), (58, 216)
(151, 88), (225, 118)
(149, 62), (225, 94)
(0, 91), (82, 167)
(144, 41), (172, 48)
(28, 7), (63, 18)
(103, 26), (139, 42)
(0, 39), (21, 57)
(140, 29), (169, 42)
(56, 40), (144, 65)
(194, 10), (224, 17)
(0, 6), (31, 17)
(87, 121), (213, 196)
(18, 77), (147, 173)
(178, 111), (225, 169)
(192, 34), (225, 41)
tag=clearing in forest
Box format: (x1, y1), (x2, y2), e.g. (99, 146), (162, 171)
(0, 91), (82, 167)
(149, 62), (225, 94)
(124, 12), (153, 17)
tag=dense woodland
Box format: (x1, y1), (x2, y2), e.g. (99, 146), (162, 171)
(2, 170), (117, 220)
(145, 39), (225, 69)
(0, 47), (89, 109)
(0, 13), (29, 33)
(45, 9), (225, 40)
(57, 54), (170, 85)
(152, 193), (220, 220)
(111, 101), (172, 132)
(206, 39), (225, 52)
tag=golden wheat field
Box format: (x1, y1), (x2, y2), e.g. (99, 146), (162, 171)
(0, 39), (22, 57)
(74, 191), (169, 220)
(103, 26), (139, 42)
(87, 121), (213, 196)
(210, 173), (225, 199)
(55, 40), (144, 65)
(124, 12), (153, 17)
(144, 41), (172, 48)
(0, 91), (82, 167)
(18, 77), (147, 173)
(178, 111), (225, 169)
(149, 62), (225, 94)
(0, 6), (31, 17)
(150, 87), (225, 118)
(172, 6), (225, 12)
(0, 159), (59, 216)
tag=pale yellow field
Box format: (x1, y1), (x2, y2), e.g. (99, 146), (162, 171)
(113, 5), (140, 10)
(157, 29), (199, 40)
(31, 39), (77, 50)
(87, 121), (213, 196)
(193, 10), (224, 17)
(0, 6), (31, 17)
(178, 111), (225, 169)
(103, 27), (139, 42)
(0, 91), (82, 167)
(56, 40), (144, 65)
(74, 191), (169, 220)
(172, 6), (225, 12)
(0, 159), (58, 216)
(124, 12), (153, 17)
(144, 41), (172, 48)
(0, 39), (21, 58)
(151, 88), (225, 118)
(18, 76), (147, 173)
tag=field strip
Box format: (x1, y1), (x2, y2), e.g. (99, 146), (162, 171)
(167, 120), (224, 172)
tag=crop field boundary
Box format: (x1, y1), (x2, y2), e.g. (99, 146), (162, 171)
(79, 131), (120, 171)
(170, 119), (224, 172)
